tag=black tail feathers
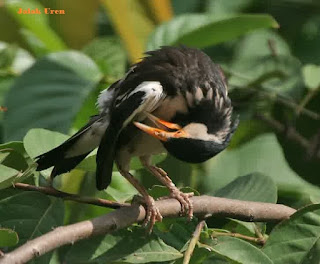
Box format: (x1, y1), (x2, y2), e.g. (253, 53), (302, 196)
(35, 142), (89, 178)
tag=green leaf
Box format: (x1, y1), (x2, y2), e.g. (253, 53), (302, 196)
(206, 0), (253, 15)
(214, 172), (277, 203)
(154, 218), (197, 252)
(24, 128), (68, 159)
(5, 0), (66, 53)
(0, 228), (19, 247)
(65, 228), (183, 263)
(0, 191), (64, 264)
(0, 164), (19, 189)
(201, 236), (273, 264)
(147, 14), (278, 50)
(3, 51), (102, 141)
(302, 64), (320, 90)
(83, 37), (126, 78)
(0, 191), (64, 263)
(263, 204), (320, 264)
(0, 141), (25, 156)
(0, 42), (35, 74)
(0, 149), (28, 171)
(0, 42), (34, 108)
(204, 134), (319, 198)
(228, 30), (302, 97)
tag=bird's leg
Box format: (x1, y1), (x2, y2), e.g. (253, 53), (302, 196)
(140, 156), (194, 220)
(116, 165), (163, 232)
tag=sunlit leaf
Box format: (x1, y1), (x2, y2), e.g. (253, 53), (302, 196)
(214, 172), (277, 203)
(3, 51), (102, 141)
(263, 204), (320, 264)
(147, 14), (278, 50)
(65, 227), (183, 263)
(0, 228), (19, 247)
(204, 134), (319, 197)
(302, 64), (320, 90)
(200, 236), (273, 263)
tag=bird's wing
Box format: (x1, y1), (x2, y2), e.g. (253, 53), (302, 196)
(96, 81), (165, 190)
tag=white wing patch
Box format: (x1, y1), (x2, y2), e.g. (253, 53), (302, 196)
(122, 81), (164, 127)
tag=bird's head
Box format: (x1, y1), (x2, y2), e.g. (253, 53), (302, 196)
(133, 46), (238, 163)
(134, 107), (238, 163)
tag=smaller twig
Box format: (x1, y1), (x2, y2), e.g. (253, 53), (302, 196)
(13, 183), (129, 209)
(267, 39), (278, 57)
(0, 249), (4, 257)
(296, 87), (319, 117)
(0, 148), (14, 153)
(211, 230), (266, 246)
(183, 220), (206, 264)
(255, 113), (312, 148)
(253, 223), (264, 240)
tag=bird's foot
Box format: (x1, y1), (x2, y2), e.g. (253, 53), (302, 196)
(159, 188), (194, 220)
(133, 195), (163, 233)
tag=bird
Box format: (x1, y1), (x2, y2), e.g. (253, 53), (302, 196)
(35, 46), (239, 231)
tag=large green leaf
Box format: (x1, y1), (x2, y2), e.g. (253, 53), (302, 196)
(5, 0), (66, 53)
(263, 204), (320, 264)
(147, 14), (278, 50)
(204, 133), (319, 197)
(83, 37), (126, 78)
(201, 236), (273, 264)
(228, 30), (302, 98)
(213, 173), (276, 240)
(65, 228), (183, 263)
(214, 172), (277, 203)
(0, 228), (19, 247)
(0, 42), (34, 112)
(3, 51), (102, 141)
(0, 191), (64, 263)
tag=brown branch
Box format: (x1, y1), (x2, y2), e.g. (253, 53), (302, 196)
(0, 196), (296, 264)
(13, 183), (129, 209)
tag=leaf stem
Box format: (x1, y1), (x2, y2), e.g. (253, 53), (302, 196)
(211, 230), (266, 246)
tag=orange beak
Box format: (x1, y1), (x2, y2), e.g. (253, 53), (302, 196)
(134, 113), (188, 142)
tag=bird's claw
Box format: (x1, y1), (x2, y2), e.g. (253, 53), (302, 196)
(159, 190), (194, 220)
(135, 195), (162, 233)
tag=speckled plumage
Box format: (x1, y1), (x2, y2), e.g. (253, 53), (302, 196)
(36, 46), (238, 191)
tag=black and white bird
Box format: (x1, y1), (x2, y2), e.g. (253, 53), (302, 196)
(36, 46), (238, 229)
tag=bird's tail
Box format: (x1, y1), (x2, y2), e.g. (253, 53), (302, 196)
(36, 115), (107, 178)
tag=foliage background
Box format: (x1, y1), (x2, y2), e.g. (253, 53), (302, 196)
(0, 0), (320, 263)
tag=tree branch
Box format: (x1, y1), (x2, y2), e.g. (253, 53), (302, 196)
(12, 182), (129, 209)
(0, 196), (296, 264)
